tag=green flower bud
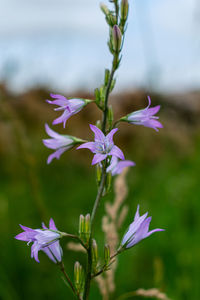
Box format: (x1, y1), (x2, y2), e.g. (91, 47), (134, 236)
(104, 244), (110, 265)
(92, 239), (98, 268)
(112, 25), (122, 52)
(79, 214), (85, 239)
(84, 214), (91, 243)
(121, 0), (129, 21)
(104, 69), (110, 86)
(96, 120), (101, 129)
(108, 105), (114, 128)
(74, 261), (85, 295)
(95, 88), (100, 104)
(96, 163), (102, 185)
(100, 3), (109, 16)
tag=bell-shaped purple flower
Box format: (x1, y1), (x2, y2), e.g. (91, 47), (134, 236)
(106, 156), (135, 176)
(77, 124), (124, 165)
(121, 205), (164, 249)
(122, 96), (163, 131)
(15, 219), (63, 263)
(47, 93), (91, 128)
(43, 124), (81, 164)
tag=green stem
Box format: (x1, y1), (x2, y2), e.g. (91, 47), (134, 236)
(102, 64), (116, 133)
(59, 262), (78, 299)
(83, 1), (126, 298)
(83, 168), (107, 300)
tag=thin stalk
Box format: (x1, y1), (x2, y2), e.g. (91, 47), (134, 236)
(102, 64), (116, 133)
(59, 262), (78, 298)
(92, 249), (122, 278)
(91, 168), (107, 224)
(83, 168), (107, 300)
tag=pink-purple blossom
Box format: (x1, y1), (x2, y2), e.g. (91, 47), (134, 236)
(121, 205), (164, 249)
(43, 124), (78, 164)
(15, 219), (63, 263)
(123, 96), (163, 131)
(77, 124), (124, 165)
(47, 93), (91, 128)
(106, 156), (135, 176)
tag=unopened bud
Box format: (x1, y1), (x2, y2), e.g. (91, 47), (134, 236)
(100, 3), (109, 16)
(108, 105), (113, 125)
(96, 120), (101, 129)
(79, 214), (85, 239)
(112, 25), (122, 52)
(92, 239), (98, 267)
(121, 0), (129, 21)
(74, 261), (84, 294)
(105, 171), (112, 193)
(84, 214), (91, 242)
(74, 261), (81, 285)
(104, 244), (110, 265)
(95, 88), (100, 104)
(104, 69), (110, 86)
(96, 163), (102, 184)
(110, 78), (116, 92)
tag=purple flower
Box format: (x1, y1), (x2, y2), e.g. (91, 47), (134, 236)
(123, 96), (163, 131)
(47, 93), (91, 128)
(43, 124), (79, 164)
(77, 124), (124, 165)
(15, 219), (63, 263)
(106, 156), (135, 176)
(121, 205), (164, 249)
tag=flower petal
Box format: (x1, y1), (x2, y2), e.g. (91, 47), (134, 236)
(112, 160), (135, 175)
(50, 93), (67, 101)
(49, 218), (57, 231)
(44, 123), (61, 139)
(52, 110), (72, 128)
(146, 228), (165, 237)
(92, 153), (107, 165)
(76, 142), (96, 152)
(109, 145), (125, 160)
(46, 99), (68, 107)
(31, 242), (40, 263)
(89, 124), (105, 142)
(106, 128), (118, 144)
(47, 147), (69, 164)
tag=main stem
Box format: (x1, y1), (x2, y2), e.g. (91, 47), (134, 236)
(84, 2), (122, 298)
(83, 168), (106, 300)
(102, 64), (116, 133)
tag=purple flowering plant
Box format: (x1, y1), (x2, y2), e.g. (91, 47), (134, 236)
(15, 1), (165, 299)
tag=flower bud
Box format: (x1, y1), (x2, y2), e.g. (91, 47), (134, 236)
(112, 25), (122, 52)
(74, 261), (84, 294)
(108, 105), (113, 127)
(95, 88), (100, 104)
(96, 163), (102, 185)
(92, 239), (98, 268)
(104, 69), (110, 86)
(104, 244), (110, 265)
(84, 214), (91, 243)
(79, 214), (85, 239)
(121, 0), (129, 21)
(100, 3), (109, 16)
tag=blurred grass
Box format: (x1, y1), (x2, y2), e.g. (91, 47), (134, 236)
(0, 86), (200, 299)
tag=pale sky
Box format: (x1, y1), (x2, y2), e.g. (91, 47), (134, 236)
(0, 0), (199, 93)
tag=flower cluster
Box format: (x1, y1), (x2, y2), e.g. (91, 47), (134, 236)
(43, 93), (162, 174)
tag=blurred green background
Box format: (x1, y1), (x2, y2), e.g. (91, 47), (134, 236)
(0, 86), (199, 299)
